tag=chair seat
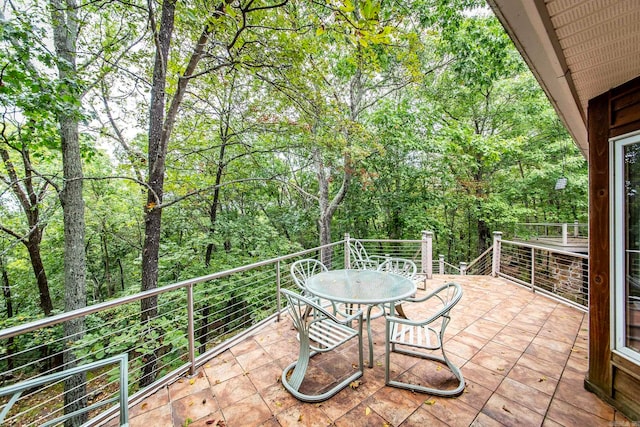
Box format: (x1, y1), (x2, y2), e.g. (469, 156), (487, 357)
(281, 288), (364, 402)
(308, 319), (359, 352)
(384, 282), (465, 397)
(389, 322), (442, 351)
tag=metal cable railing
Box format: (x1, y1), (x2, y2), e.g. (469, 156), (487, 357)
(0, 241), (349, 426)
(498, 239), (588, 309)
(0, 236), (433, 425)
(0, 232), (590, 425)
(466, 246), (493, 275)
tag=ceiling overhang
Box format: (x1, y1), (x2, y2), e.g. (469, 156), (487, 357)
(487, 0), (640, 160)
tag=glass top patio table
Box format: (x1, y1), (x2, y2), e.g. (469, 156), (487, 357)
(306, 269), (416, 368)
(305, 269), (416, 305)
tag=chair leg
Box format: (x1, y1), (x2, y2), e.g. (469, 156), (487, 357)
(385, 328), (465, 397)
(284, 335), (312, 391)
(395, 304), (407, 319)
(366, 305), (376, 368)
(282, 329), (364, 403)
(281, 350), (363, 403)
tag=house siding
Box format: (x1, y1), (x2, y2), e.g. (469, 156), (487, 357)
(586, 75), (640, 421)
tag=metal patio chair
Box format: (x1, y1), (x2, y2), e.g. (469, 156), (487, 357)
(385, 282), (465, 396)
(377, 257), (418, 318)
(377, 257), (417, 279)
(281, 289), (364, 402)
(348, 239), (386, 270)
(290, 258), (335, 314)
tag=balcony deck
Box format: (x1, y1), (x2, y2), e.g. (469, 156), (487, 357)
(120, 275), (630, 426)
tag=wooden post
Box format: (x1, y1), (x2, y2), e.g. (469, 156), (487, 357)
(460, 262), (467, 275)
(491, 232), (502, 277)
(422, 231), (433, 280)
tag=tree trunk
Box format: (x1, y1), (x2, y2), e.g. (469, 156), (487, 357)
(0, 147), (53, 316)
(204, 146), (225, 267)
(139, 0), (177, 388)
(1, 257), (15, 371)
(101, 232), (113, 297)
(315, 148), (332, 264)
(25, 233), (53, 316)
(50, 1), (87, 424)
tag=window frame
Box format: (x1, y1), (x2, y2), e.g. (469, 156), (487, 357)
(612, 130), (640, 364)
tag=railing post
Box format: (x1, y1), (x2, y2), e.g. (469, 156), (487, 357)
(276, 260), (281, 322)
(422, 231), (433, 279)
(187, 284), (196, 376)
(439, 255), (444, 275)
(530, 247), (535, 290)
(491, 231), (502, 277)
(460, 262), (467, 275)
(574, 220), (579, 237)
(119, 353), (129, 426)
(344, 233), (351, 269)
(562, 223), (568, 245)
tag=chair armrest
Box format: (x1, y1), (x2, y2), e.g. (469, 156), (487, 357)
(386, 308), (449, 327)
(386, 314), (435, 327)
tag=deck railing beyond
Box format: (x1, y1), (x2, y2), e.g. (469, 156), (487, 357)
(0, 232), (588, 425)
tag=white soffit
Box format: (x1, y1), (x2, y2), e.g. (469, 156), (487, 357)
(488, 0), (640, 159)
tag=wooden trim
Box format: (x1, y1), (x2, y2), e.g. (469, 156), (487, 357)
(612, 353), (640, 383)
(587, 91), (613, 394)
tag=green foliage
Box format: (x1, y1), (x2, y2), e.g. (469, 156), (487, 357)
(0, 1), (589, 396)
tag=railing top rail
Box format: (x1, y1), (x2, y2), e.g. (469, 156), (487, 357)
(442, 261), (461, 270)
(502, 239), (589, 259)
(515, 222), (588, 226)
(0, 240), (345, 341)
(350, 238), (422, 243)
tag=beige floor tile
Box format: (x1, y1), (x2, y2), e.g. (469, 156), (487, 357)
(470, 412), (507, 426)
(546, 398), (612, 427)
(494, 377), (552, 415)
(402, 406), (451, 426)
(365, 386), (423, 426)
(128, 277), (624, 427)
(171, 388), (218, 426)
(128, 404), (172, 427)
(421, 394), (480, 427)
(211, 371), (258, 409)
(167, 371), (210, 401)
(275, 401), (332, 426)
(221, 393), (273, 427)
(129, 387), (169, 418)
(506, 364), (558, 395)
(481, 393), (544, 426)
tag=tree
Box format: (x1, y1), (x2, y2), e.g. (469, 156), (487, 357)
(139, 0), (293, 386)
(48, 0), (89, 423)
(0, 7), (62, 318)
(428, 15), (528, 255)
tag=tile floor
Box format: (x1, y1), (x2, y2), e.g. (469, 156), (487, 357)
(120, 275), (633, 426)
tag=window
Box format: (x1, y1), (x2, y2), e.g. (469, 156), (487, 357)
(613, 131), (640, 363)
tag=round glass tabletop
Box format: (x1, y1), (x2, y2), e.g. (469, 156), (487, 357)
(305, 269), (416, 305)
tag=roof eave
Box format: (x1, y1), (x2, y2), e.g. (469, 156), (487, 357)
(487, 0), (588, 158)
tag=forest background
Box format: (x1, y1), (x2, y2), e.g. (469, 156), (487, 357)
(0, 0), (587, 331)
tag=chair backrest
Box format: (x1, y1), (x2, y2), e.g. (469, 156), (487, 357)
(427, 282), (463, 322)
(281, 288), (331, 333)
(348, 239), (369, 262)
(377, 258), (417, 279)
(290, 259), (328, 292)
